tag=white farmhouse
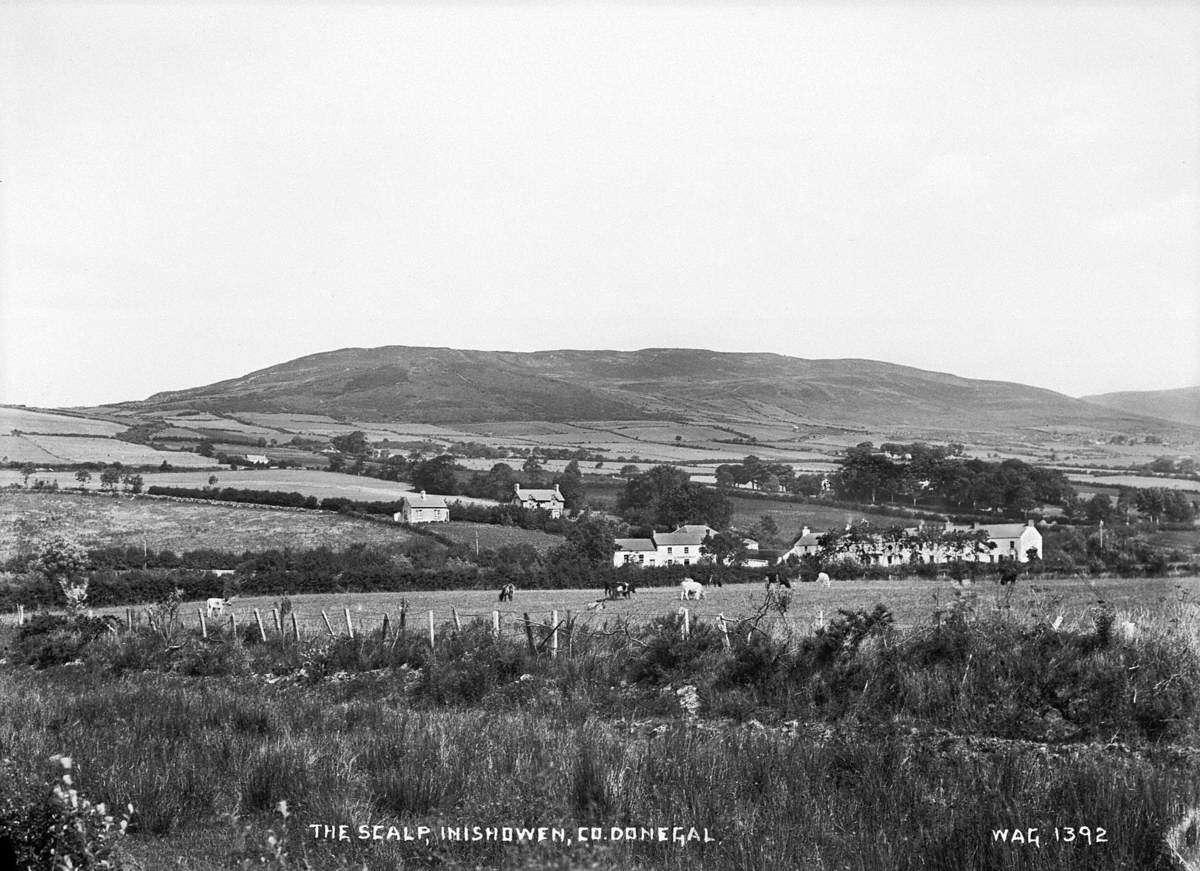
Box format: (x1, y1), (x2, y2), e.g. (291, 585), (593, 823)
(611, 524), (720, 568)
(393, 491), (450, 524)
(944, 520), (1043, 563)
(513, 483), (565, 518)
(612, 538), (662, 567)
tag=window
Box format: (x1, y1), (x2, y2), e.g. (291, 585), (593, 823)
(667, 547), (673, 554)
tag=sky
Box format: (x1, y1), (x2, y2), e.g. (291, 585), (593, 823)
(2, 1), (1198, 408)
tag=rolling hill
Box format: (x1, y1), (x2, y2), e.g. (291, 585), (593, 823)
(97, 346), (1187, 435)
(1081, 385), (1200, 428)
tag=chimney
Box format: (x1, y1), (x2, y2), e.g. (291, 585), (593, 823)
(554, 483), (561, 496)
(420, 490), (426, 498)
(1026, 519), (1035, 527)
(801, 526), (810, 538)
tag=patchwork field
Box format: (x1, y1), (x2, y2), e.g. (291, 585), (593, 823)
(129, 468), (498, 505)
(0, 491), (415, 560)
(0, 405), (127, 436)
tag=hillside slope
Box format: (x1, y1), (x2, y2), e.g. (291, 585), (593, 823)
(1081, 385), (1200, 428)
(103, 345), (1179, 432)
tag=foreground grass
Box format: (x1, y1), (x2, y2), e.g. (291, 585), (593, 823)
(2, 669), (1196, 871)
(4, 590), (1200, 870)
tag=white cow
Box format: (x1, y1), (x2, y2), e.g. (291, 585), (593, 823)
(206, 597), (233, 618)
(679, 578), (706, 601)
(816, 572), (831, 588)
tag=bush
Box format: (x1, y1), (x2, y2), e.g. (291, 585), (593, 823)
(0, 755), (132, 870)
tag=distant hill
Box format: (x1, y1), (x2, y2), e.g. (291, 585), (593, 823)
(96, 346), (1189, 436)
(1082, 385), (1200, 428)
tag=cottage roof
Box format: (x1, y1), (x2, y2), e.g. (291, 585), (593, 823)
(791, 532), (822, 547)
(514, 484), (564, 503)
(652, 530), (708, 547)
(614, 538), (656, 552)
(404, 491), (448, 510)
(946, 522), (1035, 540)
(674, 524), (718, 538)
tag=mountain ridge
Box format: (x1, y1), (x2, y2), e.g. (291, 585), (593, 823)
(1082, 385), (1200, 429)
(103, 345), (1190, 433)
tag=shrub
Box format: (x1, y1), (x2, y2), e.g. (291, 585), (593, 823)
(0, 755), (132, 870)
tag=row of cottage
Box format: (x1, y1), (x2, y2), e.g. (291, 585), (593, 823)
(613, 521), (1043, 569)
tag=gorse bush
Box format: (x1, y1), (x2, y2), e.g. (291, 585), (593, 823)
(0, 755), (132, 870)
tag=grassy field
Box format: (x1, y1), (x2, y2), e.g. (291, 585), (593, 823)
(0, 491), (414, 560)
(78, 575), (1200, 642)
(138, 468), (499, 505)
(0, 405), (126, 436)
(434, 521), (564, 554)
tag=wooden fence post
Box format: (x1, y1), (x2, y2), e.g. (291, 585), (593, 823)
(291, 611), (300, 643)
(321, 610), (335, 637)
(428, 610), (435, 649)
(523, 613), (536, 655)
(681, 608), (690, 640)
(492, 610), (500, 639)
(399, 606), (407, 636)
(16, 605), (24, 627)
(254, 609), (267, 643)
(452, 608), (462, 632)
(198, 608), (207, 639)
(566, 610), (573, 657)
(718, 613), (730, 651)
(380, 613), (390, 640)
(271, 608), (282, 637)
(344, 607), (354, 640)
(229, 612), (239, 645)
(126, 608), (133, 631)
(550, 610), (559, 659)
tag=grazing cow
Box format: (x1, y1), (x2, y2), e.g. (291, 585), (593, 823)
(205, 597), (233, 618)
(679, 578), (705, 601)
(498, 583), (515, 603)
(816, 572), (831, 588)
(603, 580), (615, 599)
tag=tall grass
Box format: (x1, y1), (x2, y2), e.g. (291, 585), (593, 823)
(2, 595), (1199, 869)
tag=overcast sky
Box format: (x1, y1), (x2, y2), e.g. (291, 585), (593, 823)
(2, 1), (1198, 408)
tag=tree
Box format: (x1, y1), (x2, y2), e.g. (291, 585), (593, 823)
(34, 537), (90, 619)
(617, 465), (732, 530)
(20, 462), (35, 487)
(754, 514), (779, 545)
(74, 470), (92, 489)
(701, 530), (748, 583)
(208, 475), (219, 488)
(197, 440), (215, 458)
(331, 431), (370, 457)
(128, 474), (144, 494)
(554, 460), (586, 512)
(411, 455), (459, 495)
(327, 453), (346, 473)
(99, 469), (120, 492)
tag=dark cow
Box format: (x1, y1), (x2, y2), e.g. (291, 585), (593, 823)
(498, 583), (515, 602)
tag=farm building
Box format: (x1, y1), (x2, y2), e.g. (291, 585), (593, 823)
(781, 520), (1043, 566)
(394, 491), (450, 524)
(243, 454), (270, 466)
(612, 524), (720, 568)
(512, 483), (565, 518)
(943, 520), (1043, 562)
